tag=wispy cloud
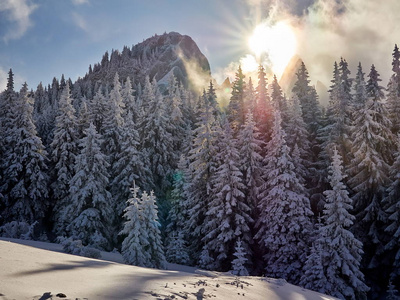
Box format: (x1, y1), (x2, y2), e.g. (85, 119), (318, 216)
(0, 0), (38, 42)
(72, 12), (89, 32)
(71, 0), (89, 6)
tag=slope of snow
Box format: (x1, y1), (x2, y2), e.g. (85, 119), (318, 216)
(0, 238), (336, 300)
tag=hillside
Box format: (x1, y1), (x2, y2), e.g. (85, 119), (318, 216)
(0, 238), (336, 300)
(81, 31), (211, 92)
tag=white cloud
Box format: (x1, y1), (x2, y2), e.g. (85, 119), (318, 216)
(72, 12), (89, 32)
(241, 0), (400, 88)
(0, 67), (7, 91)
(0, 0), (38, 42)
(71, 0), (89, 5)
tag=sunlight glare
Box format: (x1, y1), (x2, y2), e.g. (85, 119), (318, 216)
(248, 21), (297, 78)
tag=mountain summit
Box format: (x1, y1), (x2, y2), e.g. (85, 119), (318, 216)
(83, 32), (211, 91)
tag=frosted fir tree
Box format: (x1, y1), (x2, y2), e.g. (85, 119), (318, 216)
(102, 72), (124, 165)
(353, 62), (367, 111)
(255, 109), (312, 284)
(165, 230), (190, 265)
(254, 64), (272, 143)
(348, 65), (394, 245)
(0, 81), (49, 225)
(141, 190), (166, 269)
(384, 134), (400, 280)
(119, 184), (151, 267)
(202, 119), (252, 271)
(237, 110), (263, 213)
(76, 97), (90, 140)
(88, 86), (108, 133)
(184, 92), (219, 258)
(50, 82), (79, 235)
(121, 76), (137, 122)
(386, 281), (400, 300)
(387, 44), (400, 135)
(286, 95), (312, 184)
(228, 66), (246, 131)
(231, 239), (249, 276)
(111, 112), (152, 218)
(318, 148), (369, 299)
(300, 238), (328, 294)
(292, 61), (321, 138)
(270, 74), (289, 126)
(64, 123), (112, 250)
(138, 77), (176, 194)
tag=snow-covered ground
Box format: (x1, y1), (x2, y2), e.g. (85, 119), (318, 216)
(0, 238), (336, 300)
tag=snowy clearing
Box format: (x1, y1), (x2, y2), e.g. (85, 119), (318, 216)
(0, 238), (336, 300)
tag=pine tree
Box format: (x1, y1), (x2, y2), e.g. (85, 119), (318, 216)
(318, 148), (368, 299)
(165, 230), (190, 265)
(237, 110), (263, 212)
(121, 76), (137, 122)
(228, 66), (246, 131)
(254, 64), (272, 143)
(50, 82), (79, 235)
(292, 61), (321, 139)
(64, 123), (112, 250)
(384, 134), (400, 281)
(184, 92), (219, 259)
(354, 62), (367, 111)
(387, 44), (400, 135)
(202, 119), (252, 271)
(0, 80), (49, 225)
(89, 86), (108, 133)
(231, 239), (249, 276)
(270, 74), (288, 125)
(141, 190), (166, 269)
(255, 109), (312, 284)
(76, 97), (90, 140)
(112, 113), (152, 218)
(139, 77), (175, 195)
(120, 184), (151, 267)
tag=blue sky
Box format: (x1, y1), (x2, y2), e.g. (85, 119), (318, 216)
(0, 0), (259, 90)
(1, 0), (400, 92)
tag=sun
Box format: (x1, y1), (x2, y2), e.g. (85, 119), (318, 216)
(248, 21), (297, 78)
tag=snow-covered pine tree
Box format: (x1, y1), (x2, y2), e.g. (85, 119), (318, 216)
(141, 190), (166, 269)
(300, 232), (328, 294)
(0, 80), (49, 225)
(121, 76), (137, 122)
(270, 74), (289, 126)
(317, 148), (369, 299)
(292, 61), (321, 139)
(254, 64), (272, 143)
(102, 72), (124, 166)
(64, 123), (112, 250)
(231, 238), (249, 276)
(255, 109), (312, 284)
(120, 184), (151, 267)
(228, 66), (246, 132)
(348, 64), (393, 235)
(286, 95), (312, 185)
(50, 82), (79, 235)
(386, 281), (400, 300)
(384, 133), (400, 282)
(237, 110), (263, 213)
(353, 62), (367, 111)
(89, 86), (108, 133)
(138, 76), (176, 196)
(184, 92), (219, 260)
(165, 230), (190, 265)
(165, 159), (191, 265)
(76, 97), (90, 140)
(112, 112), (152, 220)
(387, 44), (400, 135)
(202, 119), (252, 271)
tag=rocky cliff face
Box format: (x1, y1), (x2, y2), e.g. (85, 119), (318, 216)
(83, 32), (211, 92)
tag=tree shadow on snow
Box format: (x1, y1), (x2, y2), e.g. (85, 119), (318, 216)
(11, 259), (112, 277)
